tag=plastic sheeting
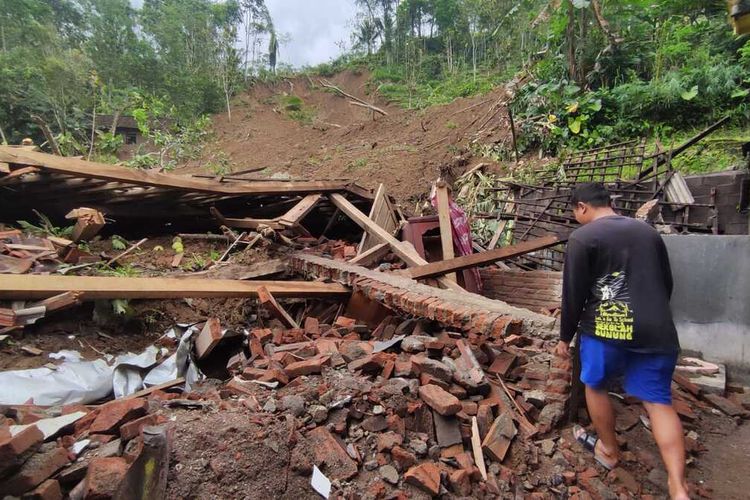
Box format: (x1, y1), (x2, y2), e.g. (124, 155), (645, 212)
(0, 325), (203, 406)
(0, 359), (115, 406)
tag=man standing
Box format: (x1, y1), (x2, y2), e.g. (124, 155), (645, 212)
(556, 183), (689, 500)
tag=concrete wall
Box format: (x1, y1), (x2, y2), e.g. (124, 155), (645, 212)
(664, 235), (750, 367)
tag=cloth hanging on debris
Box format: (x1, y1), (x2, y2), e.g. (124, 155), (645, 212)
(430, 187), (482, 289)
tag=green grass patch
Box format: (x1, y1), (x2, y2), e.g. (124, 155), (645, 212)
(276, 94), (315, 124)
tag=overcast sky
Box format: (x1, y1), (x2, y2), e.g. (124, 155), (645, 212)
(267, 0), (358, 68)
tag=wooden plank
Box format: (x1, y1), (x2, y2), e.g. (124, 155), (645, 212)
(0, 275), (350, 300)
(0, 166), (39, 185)
(471, 417), (488, 481)
(0, 147), (356, 196)
(357, 184), (399, 254)
(348, 242), (389, 267)
(488, 194), (514, 250)
(210, 207), (283, 230)
(257, 285), (300, 328)
(435, 181), (456, 281)
(278, 194), (323, 226)
(121, 377), (185, 400)
(329, 194), (464, 292)
(408, 235), (562, 280)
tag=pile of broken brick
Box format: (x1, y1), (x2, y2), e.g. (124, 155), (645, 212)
(220, 311), (572, 497)
(3, 301), (750, 498)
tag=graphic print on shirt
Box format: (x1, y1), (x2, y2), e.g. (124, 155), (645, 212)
(593, 271), (634, 341)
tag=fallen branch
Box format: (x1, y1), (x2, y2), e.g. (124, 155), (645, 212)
(348, 100), (388, 116)
(319, 79), (388, 116)
(106, 238), (148, 266)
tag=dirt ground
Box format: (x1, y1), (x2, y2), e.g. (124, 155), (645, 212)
(187, 70), (524, 209)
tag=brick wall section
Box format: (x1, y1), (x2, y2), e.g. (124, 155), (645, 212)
(290, 253), (556, 338)
(479, 268), (563, 311)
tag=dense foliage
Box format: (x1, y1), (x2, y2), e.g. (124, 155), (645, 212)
(0, 0), (275, 163)
(334, 0), (750, 155)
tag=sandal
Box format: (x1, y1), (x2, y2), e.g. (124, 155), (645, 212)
(573, 425), (618, 470)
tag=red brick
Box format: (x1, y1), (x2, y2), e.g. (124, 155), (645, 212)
(22, 479), (62, 500)
(449, 468), (472, 496)
(376, 432), (403, 452)
(89, 399), (148, 435)
(119, 414), (165, 441)
(418, 385), (461, 416)
(391, 445), (417, 470)
(241, 367), (267, 380)
(394, 359), (414, 377)
(84, 457), (128, 499)
(284, 355), (329, 378)
(0, 424), (44, 475)
(334, 316), (356, 329)
(419, 373), (450, 390)
(404, 462), (441, 496)
(387, 414), (405, 437)
(259, 367), (290, 385)
(0, 445), (70, 497)
(304, 317), (320, 336)
(461, 401), (478, 416)
(251, 328), (273, 345)
(307, 427), (358, 481)
(315, 338), (338, 356)
(348, 352), (390, 373)
(381, 359), (395, 379)
(194, 318), (224, 359)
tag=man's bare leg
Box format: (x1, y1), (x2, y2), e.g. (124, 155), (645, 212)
(643, 402), (690, 500)
(584, 385), (619, 466)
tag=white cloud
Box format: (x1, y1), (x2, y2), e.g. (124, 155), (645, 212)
(266, 0), (358, 67)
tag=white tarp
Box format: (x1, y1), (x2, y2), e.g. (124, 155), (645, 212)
(0, 325), (203, 406)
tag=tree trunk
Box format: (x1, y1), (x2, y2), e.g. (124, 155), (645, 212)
(88, 102), (96, 160)
(566, 0), (577, 84)
(110, 110), (121, 135)
(0, 123), (7, 145)
(224, 73), (232, 122)
(30, 115), (61, 155)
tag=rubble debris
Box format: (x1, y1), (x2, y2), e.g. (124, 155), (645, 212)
(65, 207), (105, 242)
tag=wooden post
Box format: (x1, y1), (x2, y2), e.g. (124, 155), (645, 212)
(329, 193), (464, 292)
(435, 181), (456, 281)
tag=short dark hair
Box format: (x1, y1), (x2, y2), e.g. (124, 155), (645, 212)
(570, 182), (611, 208)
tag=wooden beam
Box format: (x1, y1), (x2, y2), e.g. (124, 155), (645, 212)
(349, 242), (389, 267)
(121, 378), (185, 400)
(257, 285), (300, 328)
(0, 275), (351, 300)
(278, 194), (323, 227)
(357, 184), (399, 254)
(210, 207), (283, 230)
(0, 147), (357, 196)
(435, 181), (456, 281)
(408, 235), (562, 280)
(329, 194), (464, 292)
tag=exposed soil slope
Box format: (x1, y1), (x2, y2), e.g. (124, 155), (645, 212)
(192, 70), (517, 208)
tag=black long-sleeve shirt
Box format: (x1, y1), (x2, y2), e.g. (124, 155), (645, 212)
(560, 215), (679, 352)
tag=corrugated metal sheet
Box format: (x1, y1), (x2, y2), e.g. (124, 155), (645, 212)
(664, 172), (695, 206)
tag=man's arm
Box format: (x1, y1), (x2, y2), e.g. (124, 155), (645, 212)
(560, 236), (592, 343)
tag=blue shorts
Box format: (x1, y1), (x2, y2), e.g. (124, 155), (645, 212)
(579, 334), (677, 405)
